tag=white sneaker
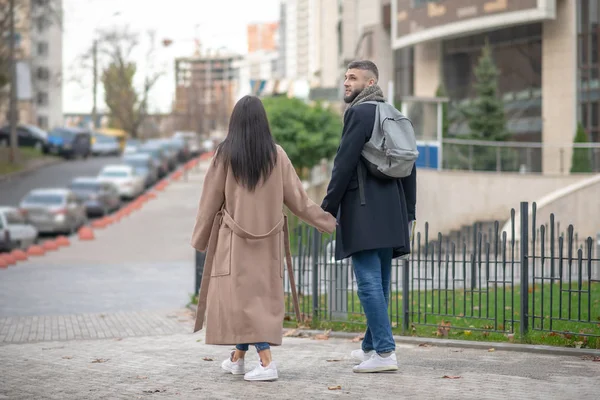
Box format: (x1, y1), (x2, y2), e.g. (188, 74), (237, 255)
(351, 349), (374, 362)
(221, 351), (245, 375)
(353, 353), (398, 373)
(244, 361), (278, 381)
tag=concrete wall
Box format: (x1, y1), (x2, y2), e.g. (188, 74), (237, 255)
(502, 174), (600, 241)
(414, 41), (441, 97)
(306, 166), (590, 236)
(541, 0), (577, 175)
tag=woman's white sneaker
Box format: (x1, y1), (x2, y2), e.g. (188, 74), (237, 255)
(244, 361), (278, 381)
(221, 351), (245, 375)
(353, 353), (398, 373)
(351, 349), (374, 362)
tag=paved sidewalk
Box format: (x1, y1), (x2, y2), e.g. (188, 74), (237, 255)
(1, 323), (598, 400)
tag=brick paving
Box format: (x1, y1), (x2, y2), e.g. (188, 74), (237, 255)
(0, 331), (598, 400)
(0, 309), (194, 344)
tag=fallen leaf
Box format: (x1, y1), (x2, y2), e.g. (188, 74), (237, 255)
(594, 357), (600, 362)
(136, 376), (148, 380)
(418, 343), (431, 347)
(442, 375), (462, 379)
(202, 357), (214, 361)
(196, 339), (202, 342)
(451, 350), (463, 353)
(326, 359), (342, 362)
(464, 330), (472, 336)
(91, 358), (109, 363)
(436, 321), (451, 338)
(391, 322), (398, 328)
(506, 334), (515, 343)
(283, 329), (298, 337)
(113, 338), (123, 341)
(328, 385), (342, 390)
(143, 389), (166, 394)
(351, 334), (365, 343)
(314, 334), (330, 341)
(284, 315), (292, 321)
(62, 356), (73, 359)
(488, 348), (495, 352)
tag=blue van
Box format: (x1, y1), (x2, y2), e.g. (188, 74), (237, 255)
(44, 127), (92, 159)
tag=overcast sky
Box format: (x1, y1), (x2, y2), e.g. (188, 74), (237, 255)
(62, 0), (281, 114)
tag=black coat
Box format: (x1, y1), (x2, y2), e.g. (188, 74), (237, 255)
(321, 102), (417, 260)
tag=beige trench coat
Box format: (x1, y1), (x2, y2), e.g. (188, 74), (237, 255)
(191, 145), (334, 346)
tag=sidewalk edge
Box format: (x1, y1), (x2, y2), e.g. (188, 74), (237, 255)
(186, 305), (600, 357)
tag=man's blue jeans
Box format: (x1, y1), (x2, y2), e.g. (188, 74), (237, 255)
(352, 248), (395, 354)
(236, 343), (270, 352)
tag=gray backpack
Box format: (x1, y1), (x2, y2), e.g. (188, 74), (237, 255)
(357, 101), (419, 205)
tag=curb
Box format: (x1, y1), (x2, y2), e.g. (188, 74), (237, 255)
(0, 157), (63, 182)
(284, 328), (600, 358)
(185, 304), (600, 357)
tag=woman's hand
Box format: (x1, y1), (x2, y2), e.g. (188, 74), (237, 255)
(321, 212), (337, 234)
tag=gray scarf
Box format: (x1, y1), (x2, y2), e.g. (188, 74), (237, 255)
(343, 84), (386, 120)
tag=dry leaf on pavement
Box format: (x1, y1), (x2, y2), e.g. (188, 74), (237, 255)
(326, 359), (342, 362)
(328, 385), (342, 390)
(202, 357), (214, 361)
(62, 356), (73, 359)
(418, 343), (431, 347)
(442, 375), (462, 379)
(91, 358), (109, 363)
(283, 329), (298, 337)
(488, 348), (495, 352)
(351, 334), (365, 343)
(314, 330), (331, 341)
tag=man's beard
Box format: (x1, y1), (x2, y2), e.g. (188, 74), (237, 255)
(343, 87), (363, 104)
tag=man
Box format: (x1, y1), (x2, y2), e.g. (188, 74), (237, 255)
(321, 60), (417, 373)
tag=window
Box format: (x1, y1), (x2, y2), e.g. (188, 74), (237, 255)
(37, 42), (48, 56)
(37, 92), (49, 106)
(37, 67), (50, 80)
(37, 116), (48, 129)
(36, 16), (48, 32)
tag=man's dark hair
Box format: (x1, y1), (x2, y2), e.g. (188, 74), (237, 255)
(347, 60), (379, 81)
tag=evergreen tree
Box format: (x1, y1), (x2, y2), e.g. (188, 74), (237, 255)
(570, 123), (593, 173)
(468, 39), (507, 141)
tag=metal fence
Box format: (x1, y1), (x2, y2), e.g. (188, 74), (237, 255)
(283, 202), (600, 339)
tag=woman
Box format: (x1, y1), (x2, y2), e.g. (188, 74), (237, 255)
(190, 95), (337, 382)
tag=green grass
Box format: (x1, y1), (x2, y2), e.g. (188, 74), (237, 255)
(0, 147), (58, 175)
(284, 281), (600, 349)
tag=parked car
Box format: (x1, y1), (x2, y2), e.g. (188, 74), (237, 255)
(170, 137), (191, 162)
(97, 165), (145, 199)
(0, 207), (38, 250)
(135, 144), (170, 178)
(122, 153), (158, 188)
(68, 177), (121, 216)
(146, 139), (178, 171)
(173, 131), (201, 156)
(19, 189), (87, 234)
(43, 127), (92, 159)
(0, 124), (48, 151)
(0, 216), (12, 252)
(91, 133), (121, 156)
(124, 139), (142, 155)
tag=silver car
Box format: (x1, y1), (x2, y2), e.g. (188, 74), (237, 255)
(19, 189), (87, 234)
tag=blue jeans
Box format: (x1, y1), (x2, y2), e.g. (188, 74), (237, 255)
(236, 343), (270, 352)
(352, 248), (395, 354)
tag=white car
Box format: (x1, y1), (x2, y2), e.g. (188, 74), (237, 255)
(0, 206), (38, 249)
(97, 165), (145, 199)
(92, 133), (121, 156)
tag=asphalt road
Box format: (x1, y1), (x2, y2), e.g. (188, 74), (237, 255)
(0, 156), (122, 206)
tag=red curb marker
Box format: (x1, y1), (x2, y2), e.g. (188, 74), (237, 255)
(78, 226), (95, 241)
(56, 236), (70, 247)
(10, 249), (28, 262)
(42, 240), (59, 251)
(27, 245), (45, 256)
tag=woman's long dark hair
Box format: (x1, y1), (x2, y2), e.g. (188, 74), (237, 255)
(215, 95), (277, 191)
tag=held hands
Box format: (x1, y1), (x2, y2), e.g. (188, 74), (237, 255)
(319, 212), (337, 234)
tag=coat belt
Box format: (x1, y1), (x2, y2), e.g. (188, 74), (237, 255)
(193, 209), (301, 333)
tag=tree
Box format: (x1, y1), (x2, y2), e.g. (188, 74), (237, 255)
(262, 97), (341, 178)
(468, 39), (507, 141)
(99, 28), (162, 138)
(436, 84), (449, 138)
(571, 123), (593, 173)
